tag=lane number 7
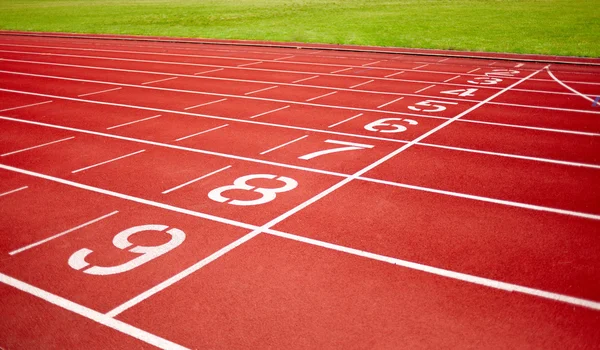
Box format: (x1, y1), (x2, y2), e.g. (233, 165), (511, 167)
(299, 140), (374, 160)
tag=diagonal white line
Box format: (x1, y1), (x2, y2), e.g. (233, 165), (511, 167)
(162, 165), (232, 194)
(0, 186), (28, 197)
(327, 113), (363, 128)
(349, 80), (374, 89)
(248, 105), (290, 119)
(78, 87), (121, 97)
(244, 85), (278, 95)
(194, 68), (224, 75)
(71, 149), (145, 173)
(385, 71), (404, 78)
(306, 91), (337, 102)
(106, 115), (161, 130)
(259, 135), (308, 155)
(141, 76), (177, 85)
(1, 136), (75, 157)
(377, 97), (404, 109)
(174, 124), (229, 141)
(0, 100), (52, 112)
(414, 84), (435, 94)
(292, 75), (319, 84)
(546, 68), (596, 103)
(184, 98), (227, 110)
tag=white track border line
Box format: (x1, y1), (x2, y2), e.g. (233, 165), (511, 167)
(0, 59), (600, 115)
(1, 136), (74, 157)
(0, 272), (189, 349)
(0, 185), (28, 197)
(71, 149), (145, 174)
(2, 114), (598, 216)
(1, 44), (598, 87)
(9, 211), (119, 255)
(1, 164), (598, 314)
(546, 68), (597, 103)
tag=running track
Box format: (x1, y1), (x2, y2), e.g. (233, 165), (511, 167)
(0, 32), (599, 349)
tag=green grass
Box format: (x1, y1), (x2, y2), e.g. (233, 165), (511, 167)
(0, 0), (598, 57)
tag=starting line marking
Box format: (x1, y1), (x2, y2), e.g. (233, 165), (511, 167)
(330, 67), (353, 74)
(248, 105), (290, 119)
(141, 76), (177, 85)
(244, 85), (278, 96)
(259, 135), (309, 155)
(0, 272), (189, 349)
(162, 165), (232, 194)
(1, 136), (75, 157)
(384, 71), (404, 78)
(414, 84), (436, 94)
(467, 68), (481, 74)
(377, 97), (404, 109)
(194, 68), (224, 75)
(106, 114), (161, 130)
(237, 61), (263, 67)
(362, 60), (381, 67)
(444, 75), (461, 83)
(0, 185), (28, 198)
(292, 75), (319, 84)
(174, 124), (229, 142)
(184, 98), (227, 110)
(349, 80), (374, 89)
(9, 211), (119, 256)
(306, 91), (337, 102)
(78, 87), (122, 97)
(0, 100), (53, 113)
(71, 149), (146, 174)
(327, 113), (363, 128)
(413, 64), (429, 70)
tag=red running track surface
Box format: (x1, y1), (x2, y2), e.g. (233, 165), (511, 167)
(0, 32), (599, 349)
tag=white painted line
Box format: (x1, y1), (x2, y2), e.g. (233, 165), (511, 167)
(546, 68), (596, 103)
(306, 91), (337, 102)
(414, 84), (435, 94)
(77, 87), (121, 97)
(438, 58), (450, 63)
(460, 118), (600, 137)
(0, 273), (189, 350)
(244, 85), (278, 96)
(264, 229), (600, 311)
(259, 135), (308, 155)
(162, 166), (231, 194)
(0, 100), (52, 113)
(141, 76), (177, 85)
(292, 75), (319, 84)
(413, 64), (429, 70)
(71, 149), (145, 174)
(385, 71), (404, 78)
(174, 124), (229, 142)
(9, 211), (119, 255)
(349, 80), (374, 89)
(326, 139), (374, 148)
(106, 114), (161, 130)
(237, 61), (263, 67)
(184, 98), (227, 110)
(444, 75), (461, 83)
(194, 68), (224, 75)
(330, 67), (353, 74)
(1, 136), (75, 157)
(489, 62), (496, 66)
(467, 68), (481, 74)
(0, 186), (28, 198)
(362, 60), (381, 67)
(377, 97), (404, 109)
(516, 63), (525, 68)
(274, 55), (295, 61)
(248, 105), (290, 119)
(327, 113), (363, 128)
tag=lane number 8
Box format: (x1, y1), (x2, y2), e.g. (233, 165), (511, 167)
(208, 174), (298, 206)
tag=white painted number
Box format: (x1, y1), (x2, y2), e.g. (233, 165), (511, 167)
(467, 77), (503, 85)
(364, 118), (418, 133)
(408, 100), (457, 113)
(440, 88), (478, 97)
(68, 225), (185, 276)
(208, 174), (297, 206)
(299, 140), (374, 160)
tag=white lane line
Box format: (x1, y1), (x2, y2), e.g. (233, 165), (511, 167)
(77, 87), (121, 97)
(385, 71), (404, 78)
(184, 98), (227, 110)
(377, 97), (404, 109)
(71, 149), (145, 174)
(259, 135), (308, 155)
(489, 62), (496, 66)
(141, 76), (177, 85)
(467, 68), (481, 74)
(546, 68), (596, 103)
(194, 68), (224, 75)
(444, 75), (461, 83)
(162, 165), (231, 194)
(0, 186), (28, 198)
(413, 64), (429, 70)
(414, 84), (435, 94)
(174, 124), (229, 142)
(0, 273), (189, 350)
(516, 63), (525, 68)
(0, 100), (52, 112)
(438, 58), (450, 63)
(1, 136), (75, 157)
(460, 118), (600, 137)
(331, 67), (353, 74)
(9, 211), (119, 256)
(274, 55), (295, 61)
(306, 91), (337, 102)
(248, 105), (290, 119)
(362, 60), (381, 67)
(237, 61), (263, 67)
(106, 114), (161, 130)
(264, 229), (600, 311)
(349, 80), (374, 89)
(327, 113), (363, 128)
(244, 85), (278, 96)
(292, 75), (319, 84)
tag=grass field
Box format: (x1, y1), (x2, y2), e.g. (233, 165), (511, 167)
(0, 0), (598, 57)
